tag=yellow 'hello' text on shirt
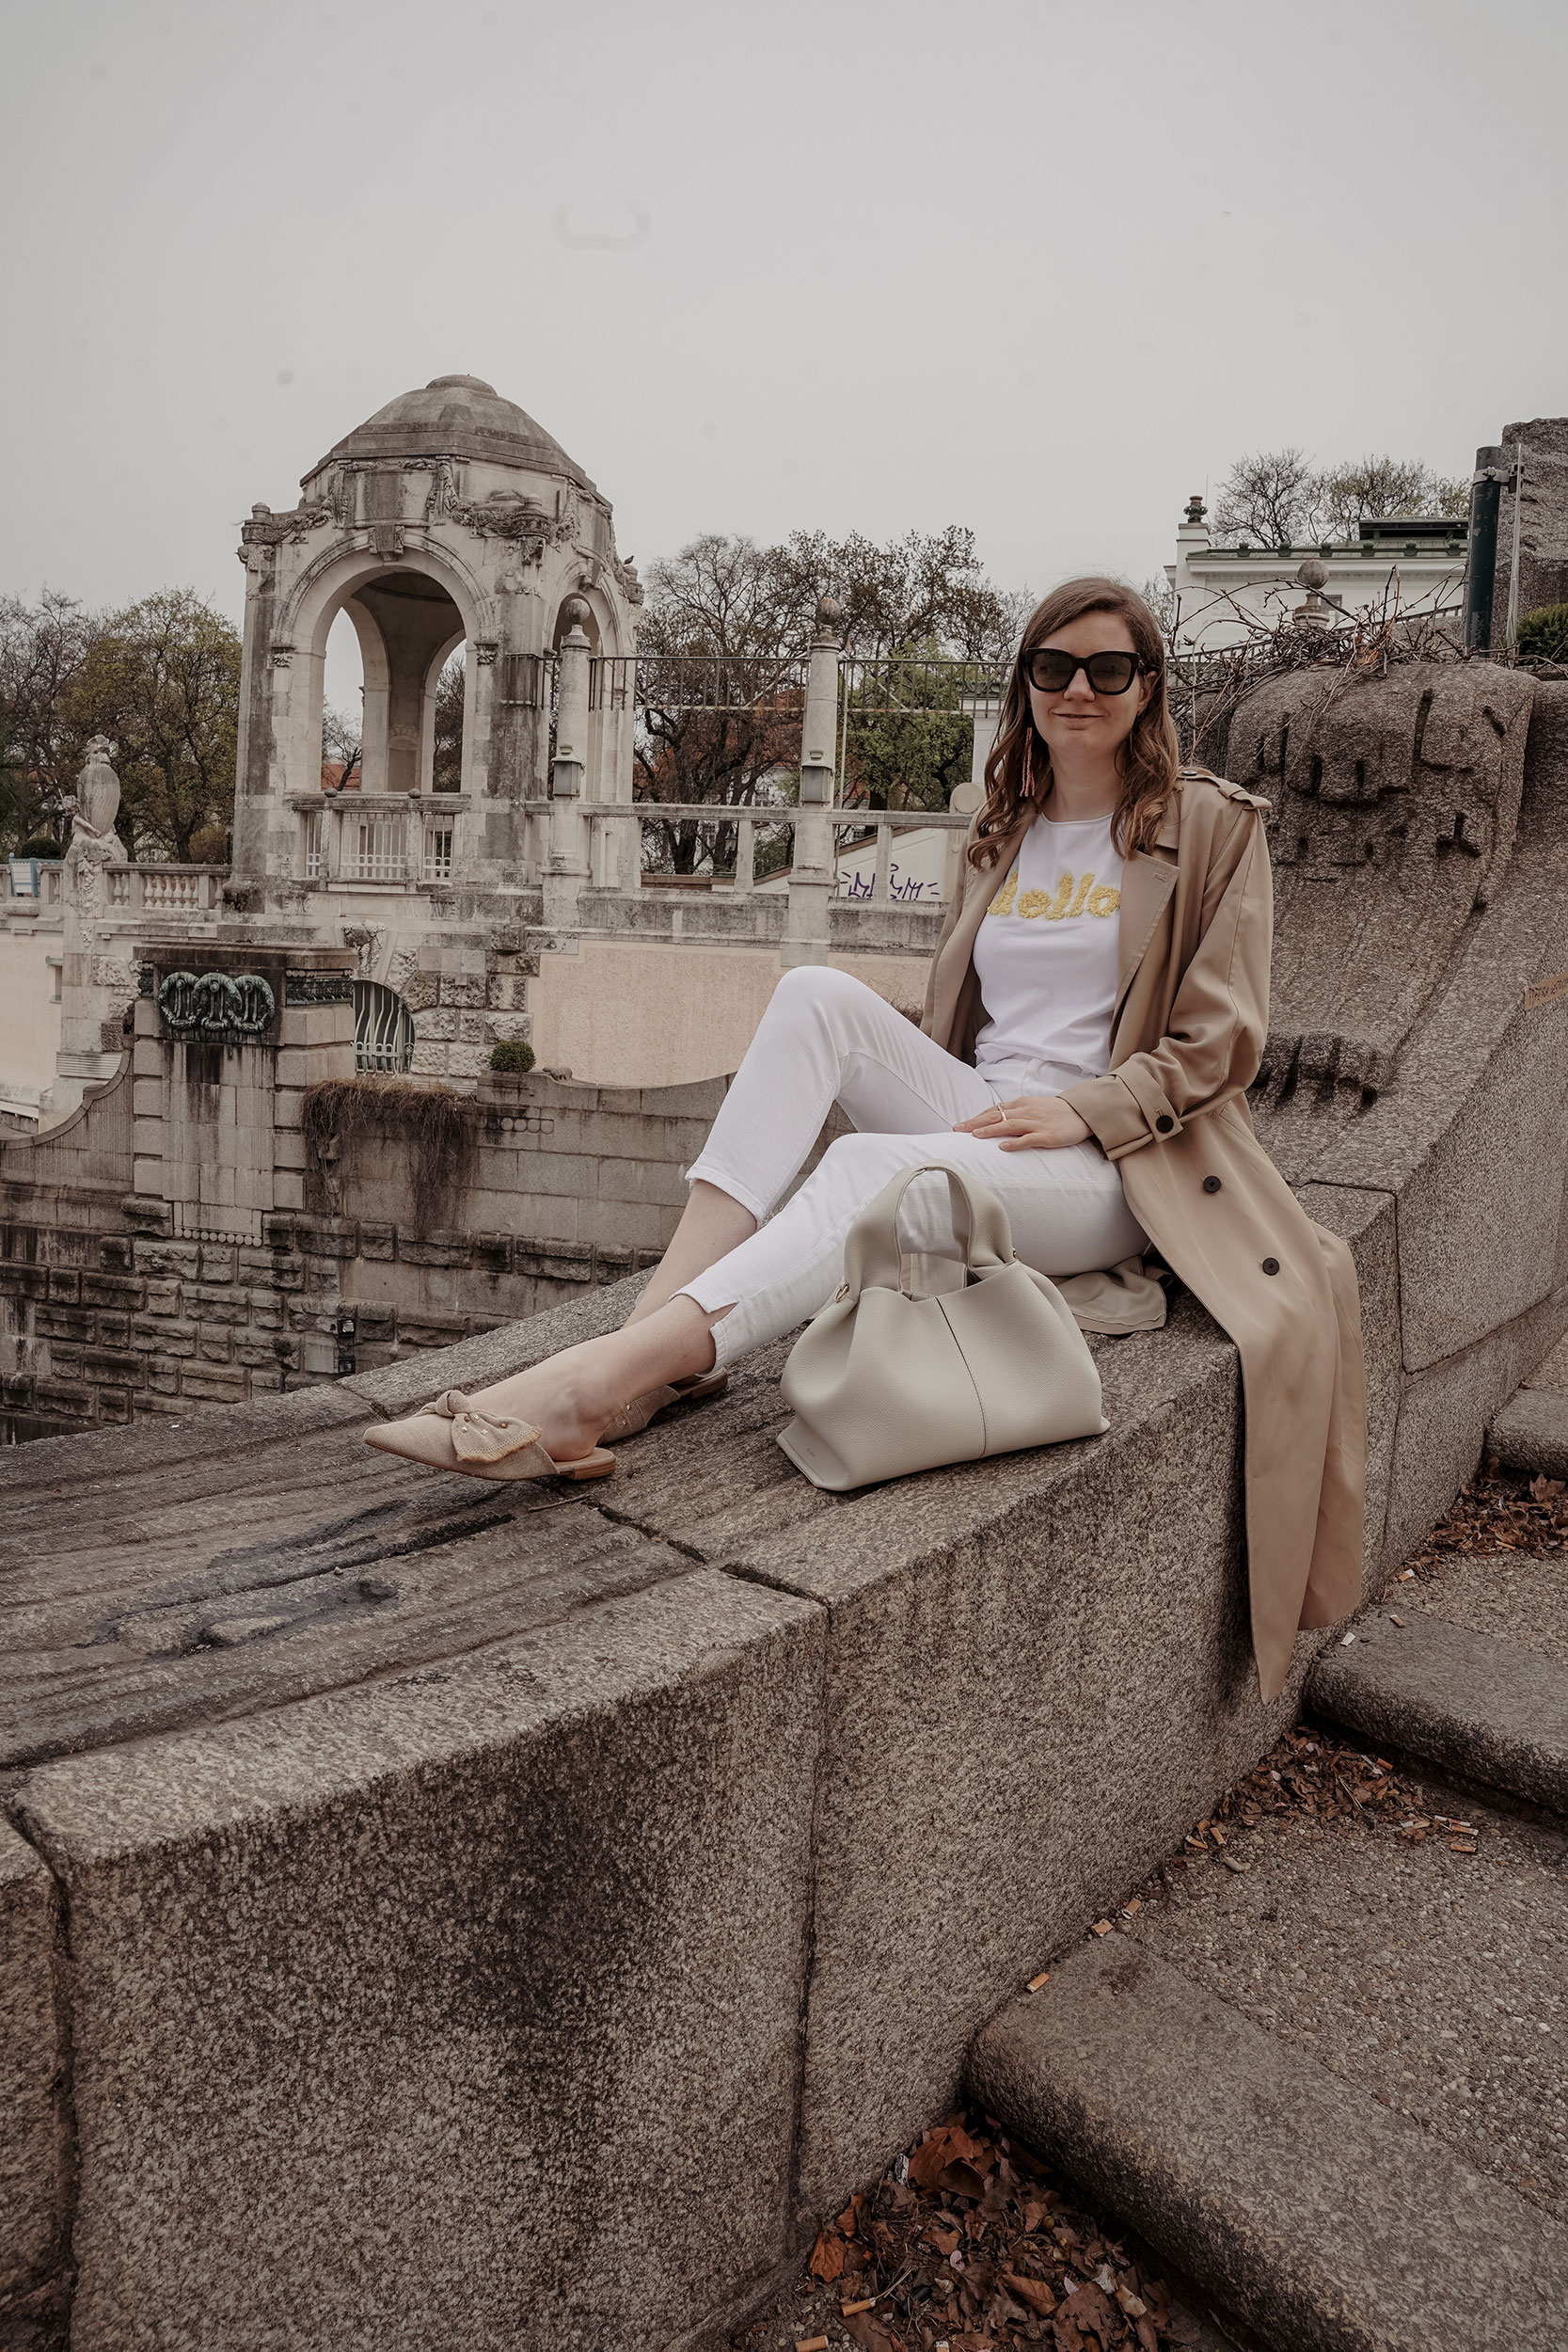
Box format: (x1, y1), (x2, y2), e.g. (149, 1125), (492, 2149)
(986, 868), (1120, 921)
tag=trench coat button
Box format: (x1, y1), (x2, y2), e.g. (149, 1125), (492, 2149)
(1202, 1175), (1222, 1194)
(1261, 1256), (1280, 1275)
(1155, 1115), (1175, 1134)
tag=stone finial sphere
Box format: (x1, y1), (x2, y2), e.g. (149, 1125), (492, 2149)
(816, 596), (847, 629)
(1296, 560), (1329, 590)
(562, 596), (592, 630)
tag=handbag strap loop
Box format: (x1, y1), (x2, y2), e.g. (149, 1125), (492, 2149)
(841, 1161), (1016, 1298)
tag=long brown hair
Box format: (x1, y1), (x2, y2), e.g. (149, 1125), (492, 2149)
(969, 576), (1180, 869)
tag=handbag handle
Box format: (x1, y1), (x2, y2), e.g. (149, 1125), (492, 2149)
(841, 1161), (1016, 1298)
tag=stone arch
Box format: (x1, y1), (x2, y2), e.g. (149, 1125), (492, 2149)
(277, 543), (492, 802)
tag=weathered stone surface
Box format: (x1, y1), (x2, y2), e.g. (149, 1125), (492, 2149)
(1382, 1280), (1568, 1574)
(602, 1292), (1323, 2216)
(1310, 1607), (1568, 1813)
(1490, 1384), (1568, 1480)
(0, 1390), (696, 1768)
(15, 1569), (823, 2352)
(968, 1940), (1568, 2352)
(0, 1818), (61, 2308)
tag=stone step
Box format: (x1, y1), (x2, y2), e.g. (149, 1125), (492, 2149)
(968, 1933), (1568, 2352)
(1488, 1386), (1568, 1480)
(1308, 1608), (1568, 1816)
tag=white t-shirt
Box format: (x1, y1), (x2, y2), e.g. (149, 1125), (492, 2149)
(971, 811), (1124, 1091)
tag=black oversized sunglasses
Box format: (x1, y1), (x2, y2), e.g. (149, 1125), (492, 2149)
(1022, 647), (1146, 696)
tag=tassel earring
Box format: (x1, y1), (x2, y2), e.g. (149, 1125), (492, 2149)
(1022, 729), (1037, 801)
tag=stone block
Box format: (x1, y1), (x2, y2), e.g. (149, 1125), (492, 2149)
(34, 1305), (94, 1345)
(177, 1364), (249, 1404)
(137, 1245), (202, 1281)
(185, 1287), (250, 1326)
(1489, 1387), (1568, 1479)
(1309, 1608), (1568, 1815)
(13, 1572), (823, 2352)
(293, 1219), (359, 1262)
(232, 1333), (296, 1373)
(198, 1330), (234, 1364)
(598, 1295), (1323, 2218)
(271, 1174), (306, 1212)
(1383, 1280), (1568, 1574)
(96, 1312), (130, 1348)
(580, 1199), (667, 1253)
(0, 1818), (61, 2306)
(30, 1380), (92, 1422)
(132, 1317), (197, 1358)
(198, 1247), (236, 1285)
(97, 1388), (134, 1423)
(967, 1940), (1568, 2352)
(131, 1038), (165, 1079)
(356, 1222), (397, 1262)
(47, 1268), (82, 1304)
(77, 1349), (145, 1387)
(132, 1119), (166, 1160)
(82, 1272), (142, 1311)
(597, 1153), (692, 1211)
(132, 1078), (165, 1119)
(391, 1233), (470, 1269)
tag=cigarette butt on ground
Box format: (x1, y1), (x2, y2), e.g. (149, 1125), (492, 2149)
(797, 2337), (830, 2351)
(841, 2296), (877, 2313)
(1026, 1969), (1051, 1992)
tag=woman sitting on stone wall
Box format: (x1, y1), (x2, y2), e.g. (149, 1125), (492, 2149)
(367, 576), (1367, 1701)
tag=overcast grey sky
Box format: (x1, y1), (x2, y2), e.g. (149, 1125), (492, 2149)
(6, 0), (1566, 666)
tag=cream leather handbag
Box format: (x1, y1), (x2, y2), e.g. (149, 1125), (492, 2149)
(777, 1163), (1109, 1492)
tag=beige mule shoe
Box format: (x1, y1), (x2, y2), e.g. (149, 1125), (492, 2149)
(362, 1389), (614, 1483)
(600, 1369), (728, 1444)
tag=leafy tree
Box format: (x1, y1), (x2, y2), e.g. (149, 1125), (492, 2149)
(1315, 454), (1468, 536)
(634, 528), (1022, 857)
(68, 589), (241, 861)
(0, 590), (100, 852)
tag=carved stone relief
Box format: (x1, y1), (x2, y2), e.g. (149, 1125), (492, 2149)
(1228, 662), (1535, 1117)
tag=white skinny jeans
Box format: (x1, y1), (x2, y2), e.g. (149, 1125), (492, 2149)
(680, 967), (1148, 1368)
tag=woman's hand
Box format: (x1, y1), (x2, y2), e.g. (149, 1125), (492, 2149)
(953, 1095), (1092, 1152)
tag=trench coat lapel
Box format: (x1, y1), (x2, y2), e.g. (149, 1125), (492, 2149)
(1113, 802), (1181, 1025)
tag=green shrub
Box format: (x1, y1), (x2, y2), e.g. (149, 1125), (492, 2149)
(14, 834), (65, 859)
(1517, 604), (1568, 662)
(489, 1040), (535, 1074)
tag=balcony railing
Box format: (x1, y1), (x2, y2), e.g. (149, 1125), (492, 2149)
(103, 865), (229, 913)
(570, 801), (974, 905)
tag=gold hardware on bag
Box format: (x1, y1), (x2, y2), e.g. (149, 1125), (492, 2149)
(833, 1281), (849, 1302)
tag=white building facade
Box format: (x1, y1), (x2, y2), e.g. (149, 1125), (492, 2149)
(1165, 495), (1469, 649)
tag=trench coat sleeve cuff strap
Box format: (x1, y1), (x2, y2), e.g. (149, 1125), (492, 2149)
(1058, 1072), (1177, 1161)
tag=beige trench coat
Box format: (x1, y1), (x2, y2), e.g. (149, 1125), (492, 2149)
(921, 770), (1367, 1701)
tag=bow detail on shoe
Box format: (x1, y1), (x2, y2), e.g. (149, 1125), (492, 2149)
(428, 1390), (546, 1464)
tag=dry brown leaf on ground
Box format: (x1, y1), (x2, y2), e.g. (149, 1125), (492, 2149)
(806, 2226), (845, 2282)
(1003, 2265), (1059, 2315)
